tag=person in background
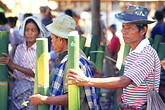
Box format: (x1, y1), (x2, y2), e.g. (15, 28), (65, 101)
(66, 5), (161, 110)
(29, 14), (101, 110)
(108, 24), (120, 61)
(73, 12), (85, 36)
(7, 17), (24, 59)
(64, 9), (73, 17)
(40, 6), (53, 26)
(23, 13), (33, 20)
(0, 12), (10, 31)
(151, 10), (164, 42)
(0, 16), (49, 110)
(40, 6), (53, 52)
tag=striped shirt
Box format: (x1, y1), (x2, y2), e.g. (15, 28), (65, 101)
(122, 38), (161, 108)
(13, 42), (36, 82)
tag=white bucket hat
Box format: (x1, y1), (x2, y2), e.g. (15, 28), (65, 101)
(46, 14), (76, 39)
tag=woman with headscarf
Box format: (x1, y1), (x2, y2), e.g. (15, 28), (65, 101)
(0, 16), (49, 110)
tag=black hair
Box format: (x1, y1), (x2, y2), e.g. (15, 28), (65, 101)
(163, 7), (165, 14)
(7, 17), (18, 23)
(155, 11), (163, 21)
(0, 12), (7, 24)
(64, 9), (73, 17)
(54, 35), (68, 43)
(135, 24), (148, 37)
(110, 24), (117, 30)
(25, 19), (40, 34)
(23, 13), (33, 20)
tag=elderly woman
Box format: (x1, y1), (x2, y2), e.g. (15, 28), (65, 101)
(0, 16), (49, 110)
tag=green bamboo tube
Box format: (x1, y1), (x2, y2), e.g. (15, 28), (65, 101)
(84, 47), (90, 58)
(95, 45), (105, 72)
(123, 44), (131, 62)
(79, 36), (86, 51)
(34, 45), (38, 110)
(68, 31), (80, 110)
(36, 38), (49, 110)
(90, 34), (99, 63)
(113, 64), (125, 110)
(48, 67), (56, 94)
(152, 35), (163, 52)
(0, 83), (8, 110)
(0, 31), (9, 110)
(157, 43), (165, 61)
(148, 38), (153, 45)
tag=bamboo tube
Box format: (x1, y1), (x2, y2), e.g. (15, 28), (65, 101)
(157, 43), (165, 61)
(36, 38), (49, 110)
(34, 42), (38, 110)
(68, 31), (80, 110)
(113, 64), (125, 110)
(84, 47), (90, 58)
(0, 31), (9, 110)
(90, 34), (99, 63)
(123, 44), (131, 62)
(148, 38), (153, 45)
(152, 35), (163, 52)
(79, 36), (86, 51)
(95, 45), (105, 72)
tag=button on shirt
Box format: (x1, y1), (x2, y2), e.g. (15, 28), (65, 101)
(122, 38), (161, 108)
(13, 42), (36, 82)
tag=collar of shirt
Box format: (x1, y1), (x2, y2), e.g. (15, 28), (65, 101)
(22, 41), (36, 51)
(130, 38), (150, 54)
(56, 50), (68, 67)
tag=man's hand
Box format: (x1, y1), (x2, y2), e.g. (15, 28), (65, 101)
(66, 69), (89, 86)
(0, 53), (13, 67)
(29, 94), (47, 106)
(161, 58), (165, 70)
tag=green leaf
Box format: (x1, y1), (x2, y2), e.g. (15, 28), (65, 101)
(22, 101), (29, 106)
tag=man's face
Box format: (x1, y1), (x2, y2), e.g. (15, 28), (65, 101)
(50, 33), (63, 53)
(122, 23), (141, 44)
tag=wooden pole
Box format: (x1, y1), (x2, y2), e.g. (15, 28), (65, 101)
(0, 31), (9, 110)
(36, 38), (49, 110)
(91, 0), (101, 37)
(68, 31), (80, 110)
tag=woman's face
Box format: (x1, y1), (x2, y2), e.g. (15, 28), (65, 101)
(24, 22), (39, 45)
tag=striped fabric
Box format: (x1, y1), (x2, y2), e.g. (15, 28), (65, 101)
(50, 55), (101, 110)
(122, 39), (161, 108)
(10, 80), (34, 110)
(13, 42), (36, 82)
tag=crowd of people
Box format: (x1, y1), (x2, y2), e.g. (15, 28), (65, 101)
(0, 4), (164, 110)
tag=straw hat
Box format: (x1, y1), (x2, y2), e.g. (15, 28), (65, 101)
(115, 5), (155, 24)
(46, 14), (76, 39)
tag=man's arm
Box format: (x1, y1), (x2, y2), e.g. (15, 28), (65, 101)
(29, 94), (68, 106)
(66, 69), (132, 89)
(117, 88), (123, 104)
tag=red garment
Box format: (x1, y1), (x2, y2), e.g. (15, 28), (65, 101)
(109, 35), (120, 52)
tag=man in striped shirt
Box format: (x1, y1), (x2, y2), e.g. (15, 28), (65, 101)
(66, 5), (161, 110)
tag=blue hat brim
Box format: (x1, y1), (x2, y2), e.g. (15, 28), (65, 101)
(115, 12), (155, 24)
